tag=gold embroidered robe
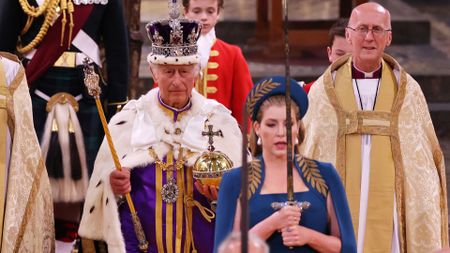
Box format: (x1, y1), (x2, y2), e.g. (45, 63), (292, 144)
(302, 54), (448, 253)
(0, 52), (54, 252)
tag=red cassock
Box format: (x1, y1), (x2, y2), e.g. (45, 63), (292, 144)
(195, 39), (253, 125)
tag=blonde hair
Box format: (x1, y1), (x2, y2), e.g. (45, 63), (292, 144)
(249, 95), (305, 157)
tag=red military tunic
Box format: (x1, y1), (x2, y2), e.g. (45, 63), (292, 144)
(195, 39), (253, 125)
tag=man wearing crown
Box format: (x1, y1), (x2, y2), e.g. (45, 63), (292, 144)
(153, 0), (254, 126)
(78, 2), (243, 252)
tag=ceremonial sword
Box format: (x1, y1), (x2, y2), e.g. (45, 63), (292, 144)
(83, 59), (149, 252)
(271, 0), (310, 226)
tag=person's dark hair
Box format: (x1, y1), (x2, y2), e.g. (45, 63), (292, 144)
(328, 18), (349, 47)
(249, 95), (305, 157)
(182, 0), (224, 10)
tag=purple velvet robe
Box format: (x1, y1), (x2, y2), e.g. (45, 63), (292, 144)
(119, 160), (215, 253)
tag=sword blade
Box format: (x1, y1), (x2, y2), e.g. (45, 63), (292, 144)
(283, 0), (294, 202)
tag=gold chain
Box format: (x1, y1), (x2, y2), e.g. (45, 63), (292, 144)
(18, 0), (52, 17)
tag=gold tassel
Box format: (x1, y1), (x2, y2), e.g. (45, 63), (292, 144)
(60, 0), (67, 46)
(67, 0), (75, 49)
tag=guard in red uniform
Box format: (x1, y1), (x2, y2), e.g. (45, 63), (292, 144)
(183, 0), (253, 126)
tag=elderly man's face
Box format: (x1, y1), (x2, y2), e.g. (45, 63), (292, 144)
(346, 4), (392, 72)
(152, 64), (199, 108)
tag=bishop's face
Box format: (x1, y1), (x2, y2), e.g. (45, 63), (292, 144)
(151, 64), (199, 108)
(346, 7), (392, 72)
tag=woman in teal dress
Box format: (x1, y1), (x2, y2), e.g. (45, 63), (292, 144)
(214, 76), (356, 252)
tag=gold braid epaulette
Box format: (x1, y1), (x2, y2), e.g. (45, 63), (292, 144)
(18, 0), (53, 17)
(17, 0), (75, 53)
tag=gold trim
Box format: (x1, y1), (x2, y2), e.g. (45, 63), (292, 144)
(323, 63), (347, 183)
(0, 88), (6, 109)
(46, 92), (80, 112)
(363, 118), (390, 127)
(205, 74), (218, 81)
(14, 159), (45, 252)
(165, 151), (174, 253)
(344, 111), (393, 136)
(53, 51), (76, 68)
(4, 58), (24, 139)
(210, 50), (219, 57)
(9, 63), (25, 91)
(207, 62), (219, 69)
(155, 153), (165, 252)
(390, 67), (408, 252)
(195, 68), (208, 97)
(175, 150), (184, 253)
(184, 167), (196, 252)
(206, 87), (217, 94)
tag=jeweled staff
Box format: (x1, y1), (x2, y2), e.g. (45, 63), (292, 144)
(271, 0), (310, 220)
(83, 59), (149, 252)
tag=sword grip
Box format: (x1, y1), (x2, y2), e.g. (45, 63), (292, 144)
(271, 201), (310, 250)
(271, 201), (311, 211)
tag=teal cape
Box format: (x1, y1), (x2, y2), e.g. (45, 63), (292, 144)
(214, 155), (356, 252)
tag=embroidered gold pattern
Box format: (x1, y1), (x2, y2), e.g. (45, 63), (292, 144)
(246, 79), (280, 118)
(296, 155), (328, 197)
(247, 159), (262, 199)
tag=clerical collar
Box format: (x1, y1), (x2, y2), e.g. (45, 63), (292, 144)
(352, 64), (382, 79)
(158, 92), (192, 122)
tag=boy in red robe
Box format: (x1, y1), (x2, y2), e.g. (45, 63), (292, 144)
(183, 0), (253, 126)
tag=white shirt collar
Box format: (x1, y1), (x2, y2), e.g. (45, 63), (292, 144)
(197, 28), (217, 70)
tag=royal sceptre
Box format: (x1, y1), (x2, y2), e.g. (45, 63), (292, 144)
(271, 0), (310, 221)
(83, 59), (149, 252)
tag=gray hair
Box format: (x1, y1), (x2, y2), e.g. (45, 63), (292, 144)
(218, 232), (270, 253)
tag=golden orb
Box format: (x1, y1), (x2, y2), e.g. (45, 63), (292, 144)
(193, 150), (234, 188)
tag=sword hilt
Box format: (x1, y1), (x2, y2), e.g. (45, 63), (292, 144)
(272, 200), (310, 250)
(271, 200), (311, 211)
